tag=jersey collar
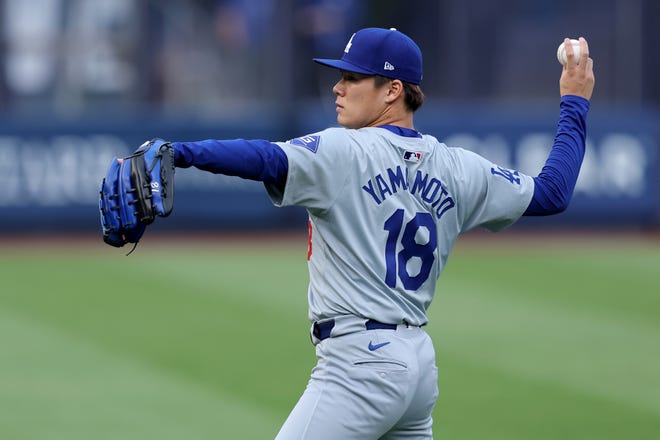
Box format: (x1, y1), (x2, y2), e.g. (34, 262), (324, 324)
(377, 124), (422, 138)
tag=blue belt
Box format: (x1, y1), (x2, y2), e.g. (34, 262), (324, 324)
(313, 319), (397, 341)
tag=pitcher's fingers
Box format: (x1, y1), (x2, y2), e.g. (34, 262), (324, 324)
(578, 37), (590, 71)
(586, 57), (594, 77)
(564, 37), (578, 68)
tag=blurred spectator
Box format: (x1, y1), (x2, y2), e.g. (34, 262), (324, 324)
(214, 0), (275, 50)
(0, 0), (657, 111)
(292, 0), (366, 98)
(2, 0), (61, 99)
(211, 0), (276, 103)
(61, 0), (139, 100)
(1, 0), (140, 111)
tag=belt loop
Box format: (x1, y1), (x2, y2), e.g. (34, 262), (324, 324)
(313, 319), (336, 342)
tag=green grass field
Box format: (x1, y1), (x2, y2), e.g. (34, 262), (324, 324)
(1, 232), (659, 439)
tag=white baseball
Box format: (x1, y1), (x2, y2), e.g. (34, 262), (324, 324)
(557, 39), (581, 65)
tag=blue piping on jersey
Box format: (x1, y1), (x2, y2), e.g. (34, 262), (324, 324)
(377, 124), (423, 138)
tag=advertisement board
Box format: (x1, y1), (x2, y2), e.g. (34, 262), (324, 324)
(0, 105), (657, 233)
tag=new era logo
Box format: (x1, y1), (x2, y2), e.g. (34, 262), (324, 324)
(384, 61), (395, 71)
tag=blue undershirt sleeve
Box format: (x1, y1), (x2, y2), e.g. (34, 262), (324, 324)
(170, 138), (288, 193)
(523, 95), (590, 216)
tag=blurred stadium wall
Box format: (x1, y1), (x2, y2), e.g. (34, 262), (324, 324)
(0, 0), (657, 233)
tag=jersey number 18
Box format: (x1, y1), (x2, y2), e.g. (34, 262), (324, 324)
(383, 209), (437, 291)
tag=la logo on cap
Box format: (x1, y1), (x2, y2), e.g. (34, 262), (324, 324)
(313, 27), (423, 85)
(344, 33), (355, 53)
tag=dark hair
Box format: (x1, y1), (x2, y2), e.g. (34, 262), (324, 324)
(374, 75), (425, 112)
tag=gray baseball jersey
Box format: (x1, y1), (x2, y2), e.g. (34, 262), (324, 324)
(267, 126), (534, 326)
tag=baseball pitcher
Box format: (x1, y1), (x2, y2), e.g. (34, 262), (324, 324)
(100, 28), (595, 439)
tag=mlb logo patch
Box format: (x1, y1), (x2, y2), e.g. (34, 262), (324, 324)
(403, 151), (422, 162)
(289, 135), (320, 153)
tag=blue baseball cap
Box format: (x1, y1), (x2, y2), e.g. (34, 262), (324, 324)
(314, 27), (423, 85)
